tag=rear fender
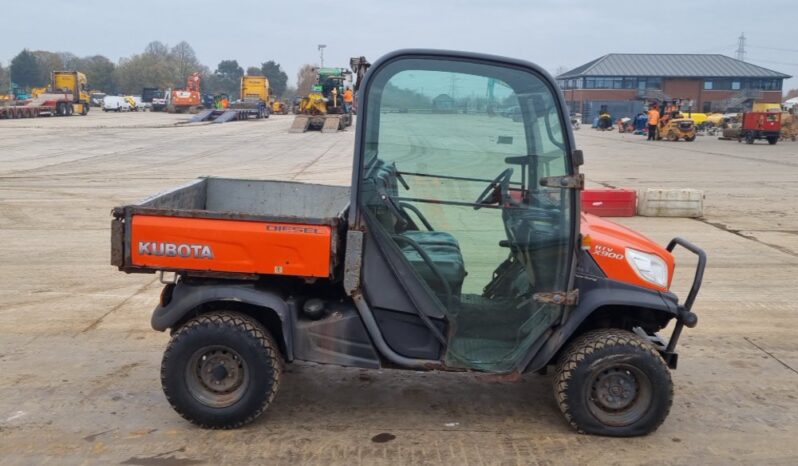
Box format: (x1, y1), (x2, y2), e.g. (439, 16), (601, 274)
(524, 275), (678, 373)
(152, 282), (294, 360)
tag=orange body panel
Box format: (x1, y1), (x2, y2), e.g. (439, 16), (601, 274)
(130, 215), (332, 277)
(580, 213), (675, 291)
(171, 90), (201, 107)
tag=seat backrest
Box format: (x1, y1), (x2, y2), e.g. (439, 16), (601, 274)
(361, 160), (401, 232)
(502, 208), (537, 287)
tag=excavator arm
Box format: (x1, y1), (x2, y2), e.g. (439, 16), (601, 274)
(350, 56), (371, 91)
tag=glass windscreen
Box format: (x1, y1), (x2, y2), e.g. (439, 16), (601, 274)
(360, 57), (574, 372)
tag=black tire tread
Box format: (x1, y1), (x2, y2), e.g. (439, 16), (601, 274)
(161, 311), (282, 429)
(553, 328), (672, 434)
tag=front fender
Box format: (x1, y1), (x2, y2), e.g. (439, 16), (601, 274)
(151, 282), (293, 358)
(524, 274), (679, 373)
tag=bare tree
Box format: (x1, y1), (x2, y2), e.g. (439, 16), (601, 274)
(296, 64), (317, 97)
(31, 50), (64, 85)
(145, 41), (169, 58)
(170, 41), (201, 83)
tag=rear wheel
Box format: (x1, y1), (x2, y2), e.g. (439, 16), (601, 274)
(161, 311), (282, 429)
(667, 131), (678, 141)
(553, 329), (673, 437)
(767, 136), (777, 145)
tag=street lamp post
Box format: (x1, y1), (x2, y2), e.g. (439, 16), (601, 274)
(318, 44), (326, 68)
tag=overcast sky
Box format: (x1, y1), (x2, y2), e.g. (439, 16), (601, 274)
(3, 0), (797, 91)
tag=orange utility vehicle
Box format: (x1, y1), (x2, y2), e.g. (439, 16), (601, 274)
(112, 50), (705, 437)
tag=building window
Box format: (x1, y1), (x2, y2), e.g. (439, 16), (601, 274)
(732, 81), (741, 90)
(704, 80), (713, 90)
(646, 78), (662, 90)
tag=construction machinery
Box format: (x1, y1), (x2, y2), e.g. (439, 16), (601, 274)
(142, 87), (167, 111)
(185, 90), (270, 124)
(658, 117), (696, 141)
(737, 111), (781, 144)
(227, 76), (269, 118)
(0, 71), (90, 119)
(290, 57), (370, 133)
(270, 98), (288, 115)
(30, 87), (48, 98)
(112, 49), (705, 437)
(183, 75), (272, 123)
(167, 72), (202, 113)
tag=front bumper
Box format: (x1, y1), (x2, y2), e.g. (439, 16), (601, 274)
(646, 237), (706, 368)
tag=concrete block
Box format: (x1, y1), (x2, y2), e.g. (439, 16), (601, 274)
(637, 188), (704, 217)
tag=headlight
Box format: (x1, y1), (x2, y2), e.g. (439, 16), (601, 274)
(625, 248), (668, 287)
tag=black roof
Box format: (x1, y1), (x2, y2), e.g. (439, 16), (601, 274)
(558, 54), (791, 79)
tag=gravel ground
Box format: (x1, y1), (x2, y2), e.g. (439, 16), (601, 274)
(1, 111), (797, 465)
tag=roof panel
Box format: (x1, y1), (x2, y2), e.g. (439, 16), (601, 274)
(557, 54), (791, 79)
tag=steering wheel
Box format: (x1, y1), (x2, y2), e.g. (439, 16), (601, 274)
(474, 168), (514, 210)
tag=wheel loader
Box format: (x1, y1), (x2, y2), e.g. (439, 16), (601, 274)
(111, 49), (705, 437)
(658, 115), (696, 141)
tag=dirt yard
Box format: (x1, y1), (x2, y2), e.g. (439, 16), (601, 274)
(1, 112), (797, 465)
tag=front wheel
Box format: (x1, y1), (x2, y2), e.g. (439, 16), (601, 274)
(161, 311), (282, 429)
(553, 329), (673, 437)
(767, 136), (778, 145)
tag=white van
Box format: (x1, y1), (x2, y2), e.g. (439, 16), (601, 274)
(102, 96), (132, 112)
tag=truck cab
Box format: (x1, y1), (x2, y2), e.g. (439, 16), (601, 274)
(51, 71), (90, 115)
(112, 50), (704, 436)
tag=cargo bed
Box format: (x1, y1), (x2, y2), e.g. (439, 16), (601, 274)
(112, 178), (350, 279)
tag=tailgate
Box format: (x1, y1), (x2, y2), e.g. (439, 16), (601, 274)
(112, 214), (334, 278)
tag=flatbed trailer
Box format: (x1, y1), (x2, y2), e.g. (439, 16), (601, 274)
(188, 107), (268, 123)
(0, 105), (54, 119)
(111, 177), (349, 279)
(0, 92), (87, 119)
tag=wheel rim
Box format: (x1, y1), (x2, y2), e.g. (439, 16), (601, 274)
(186, 345), (249, 408)
(586, 363), (652, 427)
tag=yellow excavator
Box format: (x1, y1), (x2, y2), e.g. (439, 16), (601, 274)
(290, 56), (369, 133)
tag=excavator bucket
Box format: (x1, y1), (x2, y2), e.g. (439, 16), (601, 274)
(290, 116), (311, 133)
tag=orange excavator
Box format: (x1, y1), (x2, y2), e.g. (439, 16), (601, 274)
(167, 72), (202, 113)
